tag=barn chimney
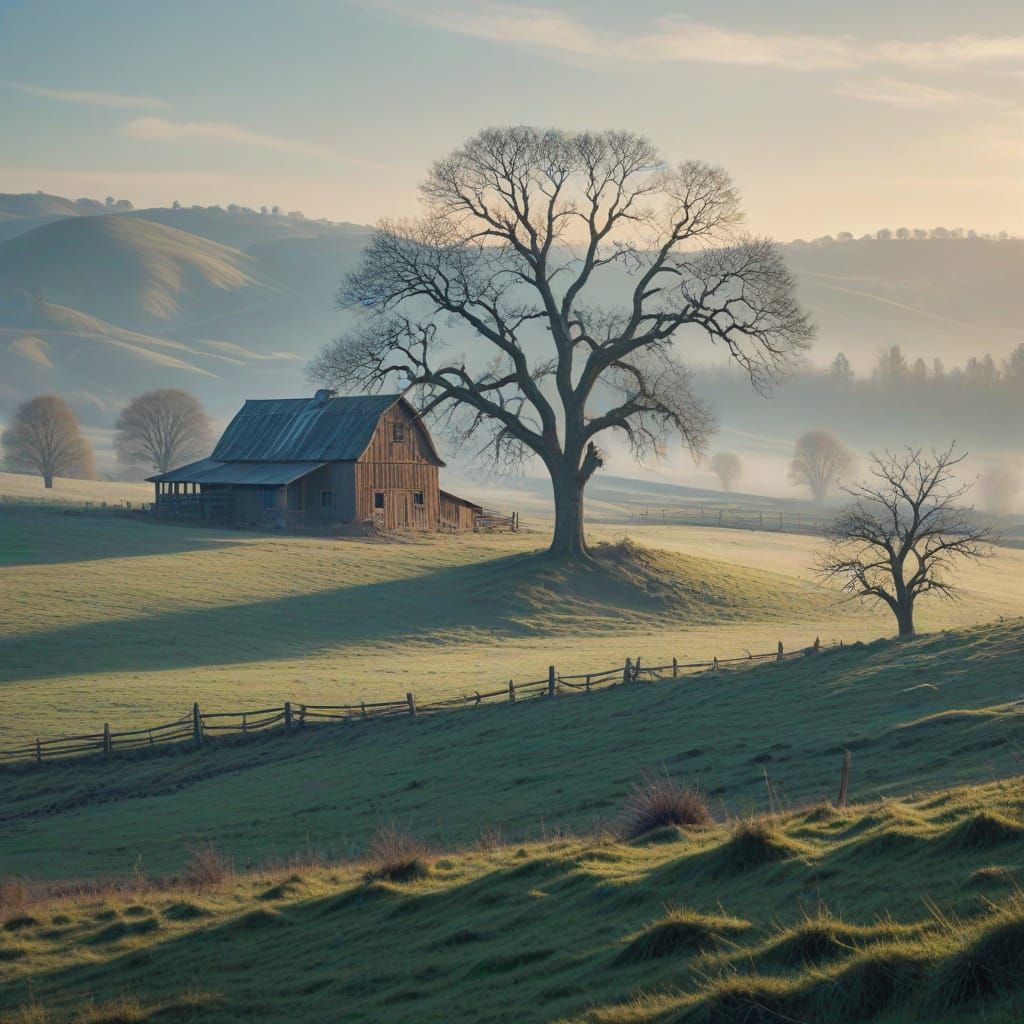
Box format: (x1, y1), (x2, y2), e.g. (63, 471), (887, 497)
(313, 388), (336, 403)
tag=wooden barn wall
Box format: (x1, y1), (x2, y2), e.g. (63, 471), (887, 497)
(352, 404), (443, 529)
(440, 494), (477, 531)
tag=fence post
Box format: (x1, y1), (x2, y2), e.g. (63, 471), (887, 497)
(633, 657), (642, 682)
(192, 702), (203, 748)
(148, 729), (154, 746)
(837, 749), (851, 808)
(672, 657), (678, 678)
(299, 704), (307, 727)
(547, 666), (556, 697)
(777, 641), (784, 662)
(103, 722), (112, 758)
(813, 636), (821, 653)
(35, 738), (42, 765)
(622, 657), (632, 685)
(407, 692), (418, 717)
(242, 713), (248, 734)
(509, 679), (515, 701)
(712, 657), (719, 672)
(284, 701), (293, 732)
(585, 674), (591, 693)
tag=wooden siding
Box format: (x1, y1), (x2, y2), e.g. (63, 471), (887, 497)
(440, 491), (478, 531)
(352, 403), (442, 529)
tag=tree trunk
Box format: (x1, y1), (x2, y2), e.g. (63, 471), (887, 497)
(43, 473), (53, 489)
(549, 466), (589, 561)
(895, 599), (915, 639)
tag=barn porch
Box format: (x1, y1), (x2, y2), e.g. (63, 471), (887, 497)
(151, 459), (327, 530)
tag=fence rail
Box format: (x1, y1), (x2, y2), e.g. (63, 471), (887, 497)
(0, 638), (839, 767)
(633, 505), (834, 536)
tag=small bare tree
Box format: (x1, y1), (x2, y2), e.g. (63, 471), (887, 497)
(115, 389), (212, 475)
(818, 445), (992, 638)
(310, 127), (813, 560)
(710, 451), (743, 492)
(789, 430), (853, 504)
(2, 395), (95, 488)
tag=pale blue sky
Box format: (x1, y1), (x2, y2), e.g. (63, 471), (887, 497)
(1, 0), (1021, 237)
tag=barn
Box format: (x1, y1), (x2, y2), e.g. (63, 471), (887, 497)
(148, 390), (487, 531)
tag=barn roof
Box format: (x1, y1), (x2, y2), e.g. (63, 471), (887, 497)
(209, 393), (445, 465)
(148, 459), (327, 485)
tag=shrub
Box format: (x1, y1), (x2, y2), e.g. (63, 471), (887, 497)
(621, 773), (713, 839)
(183, 840), (233, 890)
(0, 877), (30, 923)
(365, 824), (431, 883)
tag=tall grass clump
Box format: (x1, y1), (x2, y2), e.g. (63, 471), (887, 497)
(615, 907), (750, 965)
(621, 773), (712, 839)
(365, 824), (431, 883)
(183, 841), (233, 890)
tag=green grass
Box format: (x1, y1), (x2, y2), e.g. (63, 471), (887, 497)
(3, 503), (1023, 751)
(3, 777), (1024, 1023)
(2, 619), (1022, 880)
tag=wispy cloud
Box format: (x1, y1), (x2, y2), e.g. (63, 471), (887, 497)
(3, 81), (169, 109)
(373, 1), (1024, 74)
(121, 117), (391, 169)
(837, 78), (962, 110)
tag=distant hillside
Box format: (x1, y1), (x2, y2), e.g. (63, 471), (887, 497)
(0, 215), (271, 330)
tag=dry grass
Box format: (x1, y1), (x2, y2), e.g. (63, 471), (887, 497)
(621, 774), (713, 839)
(182, 841), (233, 890)
(365, 824), (432, 883)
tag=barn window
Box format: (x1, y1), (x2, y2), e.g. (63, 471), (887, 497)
(413, 491), (424, 506)
(320, 490), (334, 509)
(392, 422), (405, 442)
(374, 491), (385, 509)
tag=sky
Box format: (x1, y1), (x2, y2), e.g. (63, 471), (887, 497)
(0, 0), (1022, 239)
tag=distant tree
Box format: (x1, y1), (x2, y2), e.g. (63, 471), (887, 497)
(931, 227), (950, 239)
(287, 210), (304, 219)
(873, 345), (909, 383)
(932, 357), (946, 380)
(978, 463), (1021, 516)
(876, 228), (892, 240)
(911, 357), (928, 382)
(271, 205), (281, 215)
(1003, 344), (1024, 381)
(115, 389), (212, 474)
(789, 430), (854, 503)
(172, 200), (182, 210)
(260, 205), (269, 215)
(2, 395), (95, 488)
(819, 445), (991, 638)
(896, 227), (911, 240)
(710, 451), (743, 492)
(829, 352), (854, 383)
(912, 228), (928, 240)
(105, 196), (116, 208)
(836, 231), (854, 242)
(227, 204), (241, 214)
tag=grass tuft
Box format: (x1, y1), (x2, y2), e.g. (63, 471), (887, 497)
(710, 818), (806, 876)
(365, 824), (431, 883)
(942, 811), (1024, 851)
(614, 907), (750, 965)
(621, 774), (712, 840)
(183, 840), (233, 890)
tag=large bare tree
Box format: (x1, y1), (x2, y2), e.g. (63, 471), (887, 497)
(2, 395), (95, 488)
(818, 445), (991, 638)
(310, 127), (813, 559)
(789, 429), (853, 504)
(115, 389), (212, 475)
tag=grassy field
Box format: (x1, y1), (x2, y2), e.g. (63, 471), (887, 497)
(2, 620), (1022, 880)
(2, 501), (1023, 750)
(2, 772), (1024, 1023)
(0, 473), (152, 506)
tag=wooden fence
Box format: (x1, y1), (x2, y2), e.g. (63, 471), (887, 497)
(0, 638), (838, 766)
(634, 505), (834, 536)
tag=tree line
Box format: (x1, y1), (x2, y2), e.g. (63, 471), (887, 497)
(1, 390), (211, 488)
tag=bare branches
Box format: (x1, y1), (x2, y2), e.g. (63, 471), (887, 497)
(818, 444), (993, 637)
(1, 395), (95, 487)
(310, 126), (813, 557)
(790, 430), (854, 503)
(115, 390), (211, 475)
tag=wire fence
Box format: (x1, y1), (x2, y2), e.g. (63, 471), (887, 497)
(0, 638), (840, 766)
(633, 505), (834, 536)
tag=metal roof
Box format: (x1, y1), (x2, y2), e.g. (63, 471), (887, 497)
(208, 393), (444, 464)
(147, 459), (327, 485)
